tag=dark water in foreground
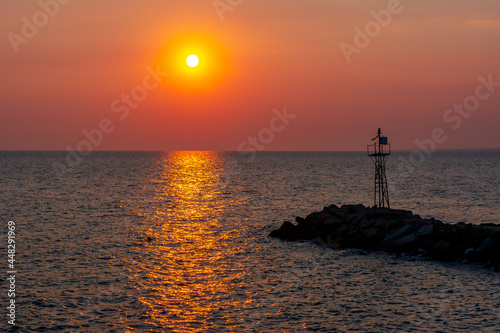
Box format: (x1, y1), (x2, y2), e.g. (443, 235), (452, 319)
(1, 151), (499, 332)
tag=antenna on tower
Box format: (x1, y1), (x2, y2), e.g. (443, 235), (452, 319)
(367, 128), (391, 208)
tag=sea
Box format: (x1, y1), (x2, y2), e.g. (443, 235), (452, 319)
(1, 150), (499, 332)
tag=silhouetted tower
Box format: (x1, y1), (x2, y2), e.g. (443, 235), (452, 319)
(367, 128), (391, 208)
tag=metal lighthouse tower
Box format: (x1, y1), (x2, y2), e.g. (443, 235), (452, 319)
(367, 128), (391, 208)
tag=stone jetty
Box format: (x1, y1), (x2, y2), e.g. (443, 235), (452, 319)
(269, 204), (500, 272)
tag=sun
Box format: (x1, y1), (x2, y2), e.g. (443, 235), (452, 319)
(186, 54), (199, 68)
(156, 33), (230, 93)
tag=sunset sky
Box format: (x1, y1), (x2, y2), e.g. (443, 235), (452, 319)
(1, 0), (499, 151)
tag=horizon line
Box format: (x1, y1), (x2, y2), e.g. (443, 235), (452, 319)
(1, 148), (500, 153)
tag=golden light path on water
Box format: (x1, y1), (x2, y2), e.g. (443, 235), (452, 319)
(131, 151), (249, 332)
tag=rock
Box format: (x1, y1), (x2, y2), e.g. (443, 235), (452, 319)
(374, 207), (413, 218)
(477, 237), (494, 252)
(326, 235), (343, 249)
(304, 211), (334, 227)
(269, 230), (280, 238)
(270, 221), (297, 240)
(316, 211), (333, 223)
(348, 223), (359, 232)
(416, 224), (434, 237)
(420, 239), (436, 252)
(295, 216), (306, 225)
(340, 204), (366, 215)
(433, 240), (450, 252)
(493, 259), (500, 273)
(337, 223), (349, 235)
(374, 218), (388, 229)
(327, 204), (339, 215)
(364, 227), (380, 239)
(330, 211), (346, 220)
(389, 233), (417, 248)
(344, 230), (366, 248)
(316, 236), (327, 247)
(323, 218), (342, 229)
(305, 212), (316, 221)
(344, 214), (364, 226)
(383, 224), (415, 243)
(359, 219), (373, 229)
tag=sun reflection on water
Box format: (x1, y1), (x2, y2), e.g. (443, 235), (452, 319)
(132, 151), (246, 332)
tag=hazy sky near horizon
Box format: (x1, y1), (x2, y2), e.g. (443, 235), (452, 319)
(1, 0), (499, 151)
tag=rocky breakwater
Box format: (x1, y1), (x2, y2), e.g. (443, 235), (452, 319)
(269, 204), (500, 272)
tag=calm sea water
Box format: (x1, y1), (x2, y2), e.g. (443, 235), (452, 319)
(1, 151), (499, 332)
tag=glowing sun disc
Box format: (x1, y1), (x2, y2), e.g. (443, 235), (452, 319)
(186, 54), (199, 67)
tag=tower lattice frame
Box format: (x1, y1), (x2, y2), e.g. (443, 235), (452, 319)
(367, 128), (391, 208)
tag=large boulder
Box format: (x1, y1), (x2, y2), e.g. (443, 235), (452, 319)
(364, 227), (380, 240)
(383, 224), (415, 243)
(323, 218), (343, 230)
(340, 204), (367, 215)
(389, 233), (418, 248)
(337, 223), (349, 235)
(359, 219), (373, 230)
(416, 224), (434, 237)
(477, 237), (494, 253)
(326, 234), (343, 249)
(326, 204), (340, 215)
(269, 221), (298, 240)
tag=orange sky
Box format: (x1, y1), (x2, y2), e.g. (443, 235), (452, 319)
(1, 0), (499, 151)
